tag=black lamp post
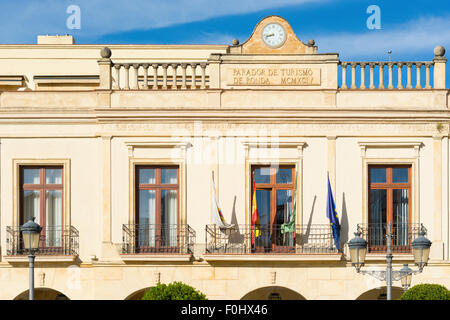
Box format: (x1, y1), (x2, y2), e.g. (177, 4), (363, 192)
(20, 217), (42, 300)
(348, 223), (431, 300)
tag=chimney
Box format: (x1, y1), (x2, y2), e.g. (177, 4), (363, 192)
(37, 35), (75, 45)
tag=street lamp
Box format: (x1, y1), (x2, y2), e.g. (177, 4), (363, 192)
(399, 264), (413, 291)
(20, 217), (42, 300)
(347, 231), (367, 272)
(347, 223), (431, 300)
(411, 231), (432, 271)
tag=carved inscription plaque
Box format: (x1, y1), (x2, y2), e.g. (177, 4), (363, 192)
(227, 66), (321, 86)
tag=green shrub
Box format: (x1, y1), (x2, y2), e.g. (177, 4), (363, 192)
(400, 284), (450, 300)
(141, 281), (207, 300)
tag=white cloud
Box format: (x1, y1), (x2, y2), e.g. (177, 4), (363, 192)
(314, 15), (450, 59)
(0, 0), (324, 43)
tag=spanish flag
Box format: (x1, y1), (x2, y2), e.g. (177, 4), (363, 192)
(251, 172), (261, 245)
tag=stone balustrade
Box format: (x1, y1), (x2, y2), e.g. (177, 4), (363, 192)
(95, 46), (446, 91)
(111, 62), (209, 90)
(339, 46), (447, 90)
(339, 61), (435, 90)
(97, 47), (210, 91)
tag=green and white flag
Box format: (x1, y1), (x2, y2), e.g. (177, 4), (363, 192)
(281, 175), (297, 234)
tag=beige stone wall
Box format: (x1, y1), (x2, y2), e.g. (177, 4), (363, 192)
(0, 263), (449, 300)
(0, 15), (449, 300)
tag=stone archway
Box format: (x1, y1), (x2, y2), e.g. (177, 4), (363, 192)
(356, 286), (404, 300)
(14, 288), (70, 300)
(241, 286), (306, 300)
(124, 287), (151, 300)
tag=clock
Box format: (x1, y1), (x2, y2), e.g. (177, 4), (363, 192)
(261, 23), (286, 48)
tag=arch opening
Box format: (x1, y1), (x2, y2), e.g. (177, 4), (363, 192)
(125, 287), (151, 300)
(14, 288), (70, 300)
(356, 286), (404, 300)
(241, 286), (306, 300)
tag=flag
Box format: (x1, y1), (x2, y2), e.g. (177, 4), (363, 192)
(211, 172), (233, 229)
(326, 174), (341, 250)
(281, 174), (297, 234)
(251, 172), (261, 245)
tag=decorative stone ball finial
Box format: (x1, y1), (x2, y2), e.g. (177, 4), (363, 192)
(434, 45), (445, 57)
(232, 39), (239, 46)
(100, 47), (112, 59)
(308, 39), (315, 46)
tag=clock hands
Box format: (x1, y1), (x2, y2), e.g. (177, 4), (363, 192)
(264, 33), (275, 38)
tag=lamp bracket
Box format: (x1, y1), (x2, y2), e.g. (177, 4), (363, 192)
(359, 268), (422, 282)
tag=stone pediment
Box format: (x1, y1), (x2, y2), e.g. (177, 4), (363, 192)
(230, 16), (317, 55)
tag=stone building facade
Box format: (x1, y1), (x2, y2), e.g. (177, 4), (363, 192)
(0, 16), (449, 300)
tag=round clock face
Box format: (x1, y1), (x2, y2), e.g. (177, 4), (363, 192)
(261, 23), (286, 48)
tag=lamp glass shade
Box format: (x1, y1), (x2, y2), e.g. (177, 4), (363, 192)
(413, 247), (430, 267)
(22, 231), (41, 251)
(401, 273), (412, 288)
(349, 247), (366, 267)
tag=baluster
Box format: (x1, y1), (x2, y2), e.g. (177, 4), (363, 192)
(123, 64), (130, 90)
(181, 63), (187, 89)
(406, 62), (413, 89)
(161, 64), (168, 90)
(171, 64), (178, 90)
(415, 63), (422, 89)
(142, 64), (149, 89)
(388, 62), (394, 89)
(369, 63), (375, 89)
(131, 64), (140, 90)
(113, 64), (121, 90)
(378, 62), (385, 89)
(200, 63), (207, 89)
(341, 62), (348, 89)
(350, 62), (357, 89)
(152, 64), (159, 90)
(360, 63), (366, 89)
(190, 63), (197, 89)
(397, 63), (403, 89)
(425, 63), (432, 89)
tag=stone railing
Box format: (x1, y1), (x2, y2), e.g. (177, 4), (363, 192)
(339, 46), (446, 90)
(113, 62), (209, 90)
(98, 47), (210, 90)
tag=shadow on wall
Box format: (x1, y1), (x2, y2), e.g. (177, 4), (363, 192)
(340, 192), (350, 248)
(297, 195), (316, 245)
(228, 196), (245, 244)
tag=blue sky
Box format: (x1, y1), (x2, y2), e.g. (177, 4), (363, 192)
(1, 0), (449, 86)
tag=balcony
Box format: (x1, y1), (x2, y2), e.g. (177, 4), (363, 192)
(357, 223), (425, 254)
(121, 224), (195, 261)
(204, 224), (340, 262)
(5, 225), (79, 262)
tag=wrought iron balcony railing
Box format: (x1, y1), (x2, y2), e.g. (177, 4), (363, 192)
(356, 223), (425, 254)
(205, 224), (338, 254)
(122, 224), (196, 254)
(6, 225), (79, 256)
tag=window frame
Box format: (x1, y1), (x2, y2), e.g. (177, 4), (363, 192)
(368, 164), (412, 252)
(13, 159), (71, 229)
(135, 165), (180, 252)
(19, 166), (64, 226)
(135, 165), (180, 226)
(251, 164), (296, 251)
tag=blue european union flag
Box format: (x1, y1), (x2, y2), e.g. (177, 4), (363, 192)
(326, 175), (341, 251)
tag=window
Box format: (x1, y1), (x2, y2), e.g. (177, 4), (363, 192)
(20, 166), (63, 248)
(135, 166), (179, 252)
(252, 165), (295, 252)
(368, 165), (411, 252)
